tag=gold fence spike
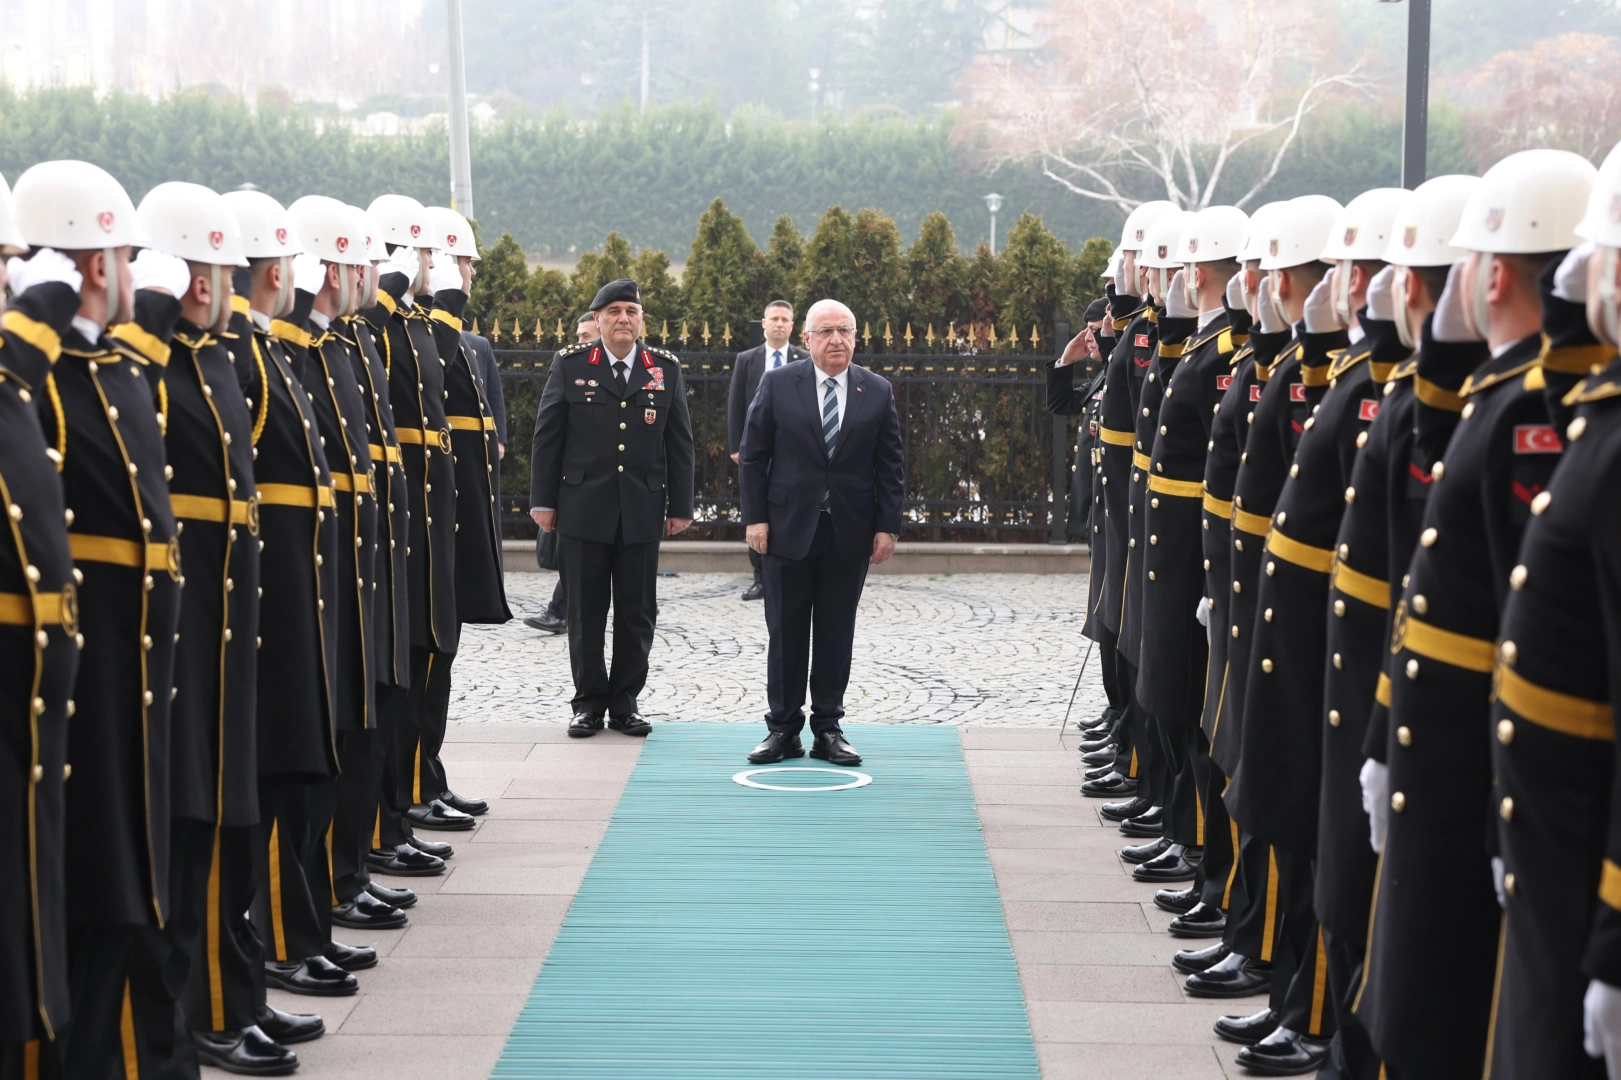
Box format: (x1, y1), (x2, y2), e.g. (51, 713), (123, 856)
(988, 323), (998, 347)
(882, 321), (893, 347)
(862, 322), (872, 347)
(660, 320), (669, 343)
(534, 319), (542, 343)
(471, 317), (480, 336)
(925, 324), (935, 346)
(903, 323), (914, 347)
(555, 318), (564, 344)
(1008, 324), (1019, 347)
(1030, 324), (1040, 347)
(722, 323), (732, 347)
(491, 318), (500, 344)
(680, 320), (689, 345)
(702, 321), (711, 346)
(947, 321), (955, 343)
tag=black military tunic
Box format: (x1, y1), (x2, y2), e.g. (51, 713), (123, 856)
(348, 315), (409, 693)
(1487, 348), (1621, 1080)
(1119, 305), (1171, 671)
(0, 283), (82, 1043)
(1360, 291), (1590, 1074)
(1046, 359), (1107, 640)
(1097, 289), (1154, 647)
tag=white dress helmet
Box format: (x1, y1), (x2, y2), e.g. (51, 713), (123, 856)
(1576, 140), (1621, 345)
(1322, 188), (1409, 321)
(367, 194), (440, 250)
(1239, 201), (1291, 264)
(288, 195), (368, 265)
(222, 189), (301, 317)
(1381, 175), (1482, 349)
(1181, 206), (1249, 264)
(1258, 195), (1344, 272)
(1118, 200), (1181, 253)
(1139, 210), (1197, 301)
(426, 206), (479, 260)
(11, 159), (146, 250)
(136, 182), (249, 267)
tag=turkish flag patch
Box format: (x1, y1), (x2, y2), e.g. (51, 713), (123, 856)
(1249, 385), (1263, 401)
(1217, 375), (1233, 390)
(1289, 384), (1307, 402)
(1358, 399), (1380, 421)
(1134, 334), (1150, 348)
(1514, 425), (1562, 453)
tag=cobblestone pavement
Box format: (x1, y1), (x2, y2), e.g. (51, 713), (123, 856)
(452, 571), (1108, 727)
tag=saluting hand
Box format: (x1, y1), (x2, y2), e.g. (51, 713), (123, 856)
(1056, 328), (1092, 368)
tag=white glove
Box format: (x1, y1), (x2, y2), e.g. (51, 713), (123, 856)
(1194, 597), (1210, 627)
(427, 251), (463, 295)
(1257, 275), (1287, 334)
(130, 248), (192, 297)
(383, 245), (423, 285)
(292, 252), (327, 295)
(1555, 241), (1596, 303)
(1165, 268), (1198, 318)
(1304, 268), (1345, 333)
(1584, 979), (1621, 1067)
(6, 248), (84, 296)
(1225, 269), (1246, 312)
(1431, 260), (1482, 343)
(1491, 855), (1509, 910)
(1359, 757), (1389, 853)
(1365, 265), (1398, 322)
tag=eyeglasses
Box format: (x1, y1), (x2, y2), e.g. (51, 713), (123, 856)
(807, 326), (856, 339)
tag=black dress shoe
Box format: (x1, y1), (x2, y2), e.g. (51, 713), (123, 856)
(748, 731), (805, 764)
(1081, 772), (1138, 798)
(331, 892), (407, 930)
(407, 834), (454, 859)
(1119, 809), (1166, 838)
(1134, 846), (1197, 883)
(1168, 901), (1227, 937)
(1120, 836), (1171, 864)
(741, 580), (765, 601)
(524, 612), (567, 634)
(364, 880), (417, 908)
(1080, 744), (1118, 766)
(1213, 1007), (1279, 1046)
(437, 790), (487, 815)
(1172, 940), (1231, 975)
(568, 711), (604, 737)
(1083, 764), (1114, 782)
(1184, 845), (1204, 866)
(255, 1003), (325, 1045)
(1098, 795), (1152, 822)
(1154, 886), (1199, 914)
(406, 799), (476, 831)
(1184, 951), (1272, 998)
(323, 940), (378, 972)
(366, 844), (445, 877)
(193, 1027), (299, 1075)
(1078, 735), (1114, 753)
(1234, 1028), (1330, 1075)
(263, 957), (357, 997)
(607, 713), (653, 736)
(811, 730), (862, 766)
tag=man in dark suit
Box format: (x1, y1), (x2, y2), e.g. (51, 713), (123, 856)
(529, 280), (695, 736)
(728, 299), (810, 600)
(739, 298), (905, 766)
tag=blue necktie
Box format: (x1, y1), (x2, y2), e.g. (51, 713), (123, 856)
(772, 349), (783, 369)
(822, 377), (839, 459)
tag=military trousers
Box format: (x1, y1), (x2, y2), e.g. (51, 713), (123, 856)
(394, 647), (454, 811)
(1224, 832), (1289, 974)
(183, 825), (260, 1036)
(331, 729), (383, 904)
(1271, 862), (1334, 1041)
(0, 1041), (62, 1080)
(1315, 929), (1381, 1080)
(251, 780), (327, 964)
(561, 527), (659, 719)
(1194, 748), (1239, 911)
(150, 818), (213, 1078)
(57, 924), (169, 1080)
(374, 683), (412, 851)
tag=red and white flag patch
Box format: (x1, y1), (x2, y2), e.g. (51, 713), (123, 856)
(1358, 399), (1380, 422)
(1249, 385), (1263, 401)
(1289, 384), (1307, 402)
(1513, 424), (1562, 454)
(1217, 375), (1233, 391)
(1134, 334), (1150, 348)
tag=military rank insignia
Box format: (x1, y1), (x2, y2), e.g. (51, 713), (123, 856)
(645, 408), (657, 425)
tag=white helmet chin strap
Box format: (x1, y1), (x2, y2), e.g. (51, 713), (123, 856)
(337, 264), (352, 318)
(1468, 252), (1494, 343)
(1593, 246), (1621, 348)
(103, 246), (131, 326)
(1334, 260), (1355, 325)
(1393, 267), (1417, 351)
(274, 255), (296, 318)
(1268, 269), (1290, 327)
(205, 263), (225, 331)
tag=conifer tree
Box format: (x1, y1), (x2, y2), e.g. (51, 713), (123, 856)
(466, 232), (533, 329)
(905, 211), (968, 338)
(631, 247), (682, 344)
(680, 197), (762, 346)
(567, 231), (636, 314)
(795, 205), (857, 321)
(847, 207), (908, 343)
(762, 214), (805, 312)
(995, 212), (1071, 343)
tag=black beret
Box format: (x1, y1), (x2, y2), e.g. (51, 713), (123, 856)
(589, 278), (641, 311)
(1084, 297), (1108, 323)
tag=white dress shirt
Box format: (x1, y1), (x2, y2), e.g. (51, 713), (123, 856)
(766, 342), (789, 370)
(603, 340), (634, 385)
(812, 361), (849, 429)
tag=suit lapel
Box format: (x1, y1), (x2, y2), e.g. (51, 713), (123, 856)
(829, 365), (867, 465)
(795, 362), (826, 448)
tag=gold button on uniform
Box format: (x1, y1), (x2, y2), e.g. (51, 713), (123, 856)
(1391, 792), (1406, 812)
(1462, 401), (1476, 419)
(1500, 797), (1514, 821)
(1497, 719), (1515, 745)
(1500, 641), (1517, 666)
(1510, 565), (1527, 590)
(1328, 709), (1341, 727)
(1505, 872), (1515, 895)
(1432, 461), (1445, 481)
(620, 422), (627, 430)
(1531, 491), (1551, 515)
(618, 465), (624, 472)
(31, 764), (43, 781)
(1261, 658), (1274, 673)
(1264, 608), (1273, 622)
(1232, 625), (1240, 638)
(1412, 594), (1428, 615)
(1397, 726), (1412, 746)
(1406, 658), (1420, 679)
(1569, 416), (1587, 441)
(1333, 599), (1345, 616)
(1420, 527), (1437, 547)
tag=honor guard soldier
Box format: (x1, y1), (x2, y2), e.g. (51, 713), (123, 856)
(1171, 206), (1285, 992)
(0, 177), (80, 1079)
(421, 204), (511, 818)
(1135, 206), (1247, 921)
(1311, 174), (1480, 1080)
(1084, 200), (1177, 810)
(219, 189), (351, 1001)
(1358, 148), (1597, 1079)
(362, 194), (471, 843)
(10, 160), (182, 1080)
(529, 278), (695, 735)
(1187, 195), (1342, 1016)
(1220, 188), (1408, 1075)
(1488, 140), (1621, 1078)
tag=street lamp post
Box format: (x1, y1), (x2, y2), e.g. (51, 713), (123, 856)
(445, 0), (474, 217)
(985, 192), (1004, 255)
(1379, 0), (1431, 189)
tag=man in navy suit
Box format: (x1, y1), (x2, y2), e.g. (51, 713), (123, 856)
(739, 298), (905, 766)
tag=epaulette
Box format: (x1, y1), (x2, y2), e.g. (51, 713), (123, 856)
(1388, 358), (1419, 382)
(1460, 358), (1540, 398)
(553, 340), (593, 359)
(1563, 372), (1621, 405)
(171, 331), (214, 351)
(646, 345), (680, 364)
(1326, 347), (1373, 381)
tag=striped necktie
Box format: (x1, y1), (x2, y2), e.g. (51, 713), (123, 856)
(822, 376), (840, 460)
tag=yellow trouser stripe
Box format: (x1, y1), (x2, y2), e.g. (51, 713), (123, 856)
(1309, 926), (1329, 1035)
(1261, 847), (1279, 962)
(23, 1040), (39, 1080)
(1401, 615), (1496, 672)
(327, 821), (337, 906)
(267, 821), (286, 961)
(256, 483), (336, 509)
(206, 827), (225, 1030)
(1223, 820), (1240, 908)
(1333, 561), (1390, 609)
(1148, 474), (1203, 499)
(1601, 860), (1621, 911)
(1496, 665), (1614, 741)
(120, 979), (138, 1080)
(1098, 426), (1133, 447)
(69, 535), (170, 571)
(169, 495), (253, 525)
(1233, 508), (1271, 536)
(1266, 529), (1335, 574)
(373, 807), (382, 850)
(1127, 745), (1139, 778)
(1194, 781), (1205, 845)
(1203, 493), (1234, 519)
(446, 414), (494, 431)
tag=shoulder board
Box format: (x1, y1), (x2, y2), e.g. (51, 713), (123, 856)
(1388, 358), (1419, 382)
(1327, 347), (1372, 381)
(553, 340), (593, 359)
(1230, 342), (1254, 365)
(1186, 325), (1226, 354)
(646, 345), (680, 364)
(1563, 374), (1621, 405)
(171, 331), (211, 351)
(1459, 357), (1539, 398)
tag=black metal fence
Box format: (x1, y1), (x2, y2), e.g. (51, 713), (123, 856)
(494, 350), (1102, 544)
